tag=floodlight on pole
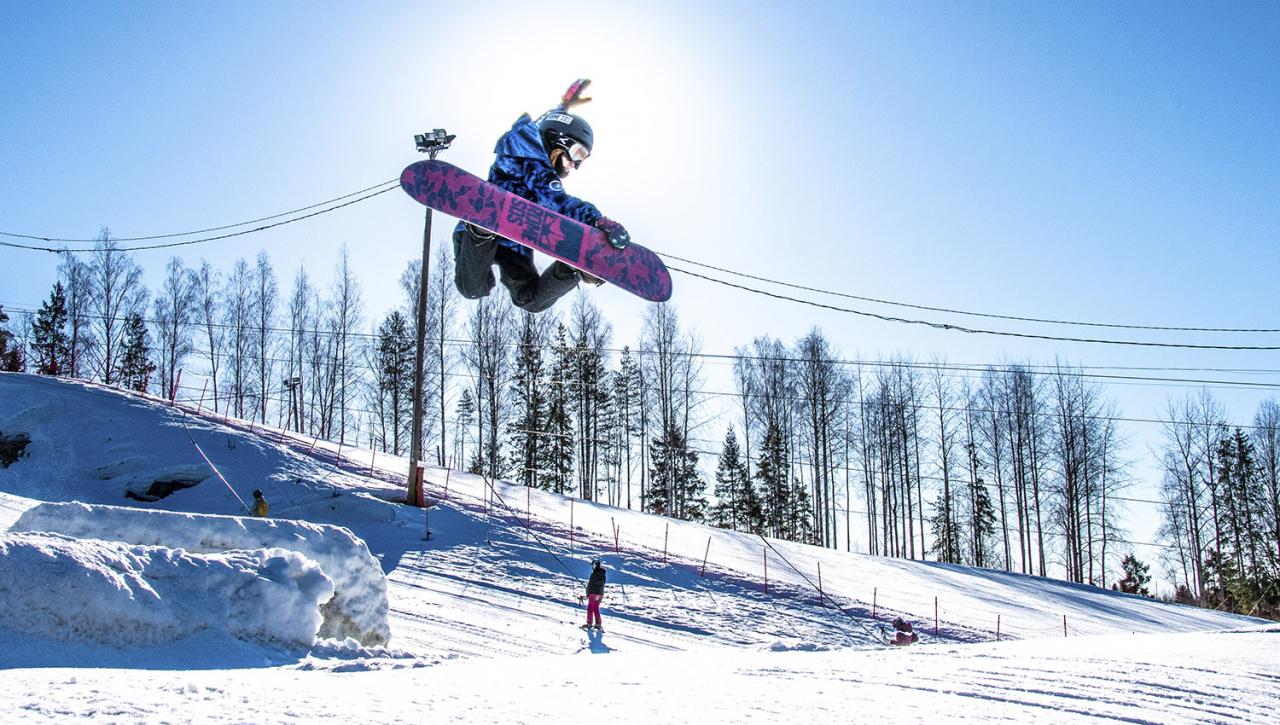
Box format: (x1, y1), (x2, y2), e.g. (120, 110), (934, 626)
(407, 127), (453, 505)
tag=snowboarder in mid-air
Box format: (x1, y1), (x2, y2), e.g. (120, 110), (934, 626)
(583, 558), (607, 632)
(453, 78), (631, 314)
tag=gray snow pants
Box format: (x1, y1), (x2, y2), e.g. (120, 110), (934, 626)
(452, 224), (580, 314)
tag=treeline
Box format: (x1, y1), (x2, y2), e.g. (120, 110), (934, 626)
(1157, 393), (1280, 618)
(5, 230), (1277, 618)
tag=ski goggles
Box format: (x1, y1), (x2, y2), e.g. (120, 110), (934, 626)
(561, 141), (590, 168)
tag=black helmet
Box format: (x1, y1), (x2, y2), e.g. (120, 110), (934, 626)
(592, 558), (602, 568)
(252, 489), (263, 499)
(537, 109), (593, 155)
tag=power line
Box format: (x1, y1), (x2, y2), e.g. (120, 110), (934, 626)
(0, 181), (400, 254)
(668, 265), (1280, 352)
(661, 251), (1280, 335)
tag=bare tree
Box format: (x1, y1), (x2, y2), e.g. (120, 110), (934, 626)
(330, 246), (364, 444)
(252, 251), (279, 424)
(462, 294), (514, 479)
(194, 261), (224, 413)
(88, 230), (146, 385)
(285, 266), (312, 431)
(57, 254), (95, 378)
(152, 257), (197, 401)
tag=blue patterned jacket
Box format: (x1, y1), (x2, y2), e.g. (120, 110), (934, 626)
(456, 114), (603, 257)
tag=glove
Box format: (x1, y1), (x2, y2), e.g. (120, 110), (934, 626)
(561, 78), (592, 109)
(595, 217), (630, 250)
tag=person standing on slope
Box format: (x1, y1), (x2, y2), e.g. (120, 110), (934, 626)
(250, 489), (269, 518)
(452, 78), (631, 313)
(584, 558), (607, 631)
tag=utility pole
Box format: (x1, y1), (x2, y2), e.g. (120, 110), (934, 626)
(407, 129), (454, 505)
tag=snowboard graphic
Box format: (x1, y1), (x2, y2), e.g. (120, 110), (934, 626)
(401, 160), (672, 303)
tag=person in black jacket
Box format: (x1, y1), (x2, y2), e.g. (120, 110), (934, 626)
(584, 558), (607, 631)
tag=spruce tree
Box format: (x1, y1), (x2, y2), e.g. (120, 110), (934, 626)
(118, 313), (156, 393)
(755, 422), (791, 538)
(648, 421), (706, 521)
(711, 427), (749, 530)
(32, 285), (71, 375)
(375, 311), (414, 455)
(454, 388), (476, 470)
(508, 312), (549, 488)
(542, 324), (575, 495)
(929, 486), (963, 564)
(0, 305), (22, 372)
(1115, 553), (1152, 596)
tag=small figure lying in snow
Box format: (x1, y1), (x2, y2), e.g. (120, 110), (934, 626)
(891, 616), (919, 646)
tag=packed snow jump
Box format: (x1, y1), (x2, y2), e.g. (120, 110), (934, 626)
(400, 79), (672, 306)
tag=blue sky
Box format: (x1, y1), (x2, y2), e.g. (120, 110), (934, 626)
(2, 2), (1278, 574)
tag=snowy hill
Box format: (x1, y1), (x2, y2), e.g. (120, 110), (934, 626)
(0, 371), (1276, 723)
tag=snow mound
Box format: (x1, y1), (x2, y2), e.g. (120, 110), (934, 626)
(0, 531), (333, 647)
(12, 501), (391, 645)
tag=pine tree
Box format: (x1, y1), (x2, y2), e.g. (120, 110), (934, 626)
(454, 388), (476, 470)
(118, 313), (156, 393)
(929, 486), (963, 564)
(375, 311), (414, 455)
(508, 312), (551, 488)
(0, 305), (22, 372)
(31, 285), (71, 375)
(648, 421), (706, 521)
(711, 427), (750, 530)
(1114, 553), (1152, 596)
(755, 422), (791, 539)
(542, 324), (575, 495)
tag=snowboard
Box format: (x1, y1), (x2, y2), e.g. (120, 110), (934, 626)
(400, 159), (672, 302)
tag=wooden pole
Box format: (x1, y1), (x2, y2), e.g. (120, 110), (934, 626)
(997, 615), (1001, 641)
(763, 549), (768, 594)
(872, 587), (877, 620)
(570, 499), (575, 548)
(1063, 615), (1067, 637)
(196, 380), (208, 413)
(817, 562), (824, 607)
(701, 536), (711, 577)
(663, 522), (669, 565)
(935, 597), (939, 636)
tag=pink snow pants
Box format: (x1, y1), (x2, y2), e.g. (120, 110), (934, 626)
(586, 594), (602, 627)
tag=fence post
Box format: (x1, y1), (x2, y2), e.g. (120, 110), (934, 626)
(701, 536), (711, 577)
(196, 380), (208, 412)
(997, 615), (1001, 641)
(1063, 615), (1067, 637)
(570, 499), (575, 548)
(663, 522), (669, 565)
(370, 449), (377, 477)
(935, 597), (939, 637)
(872, 587), (877, 620)
(763, 548), (768, 594)
(527, 486), (531, 528)
(443, 469), (451, 499)
(611, 518), (620, 554)
(817, 562), (824, 607)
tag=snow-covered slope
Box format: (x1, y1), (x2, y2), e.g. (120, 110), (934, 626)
(0, 372), (1275, 723)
